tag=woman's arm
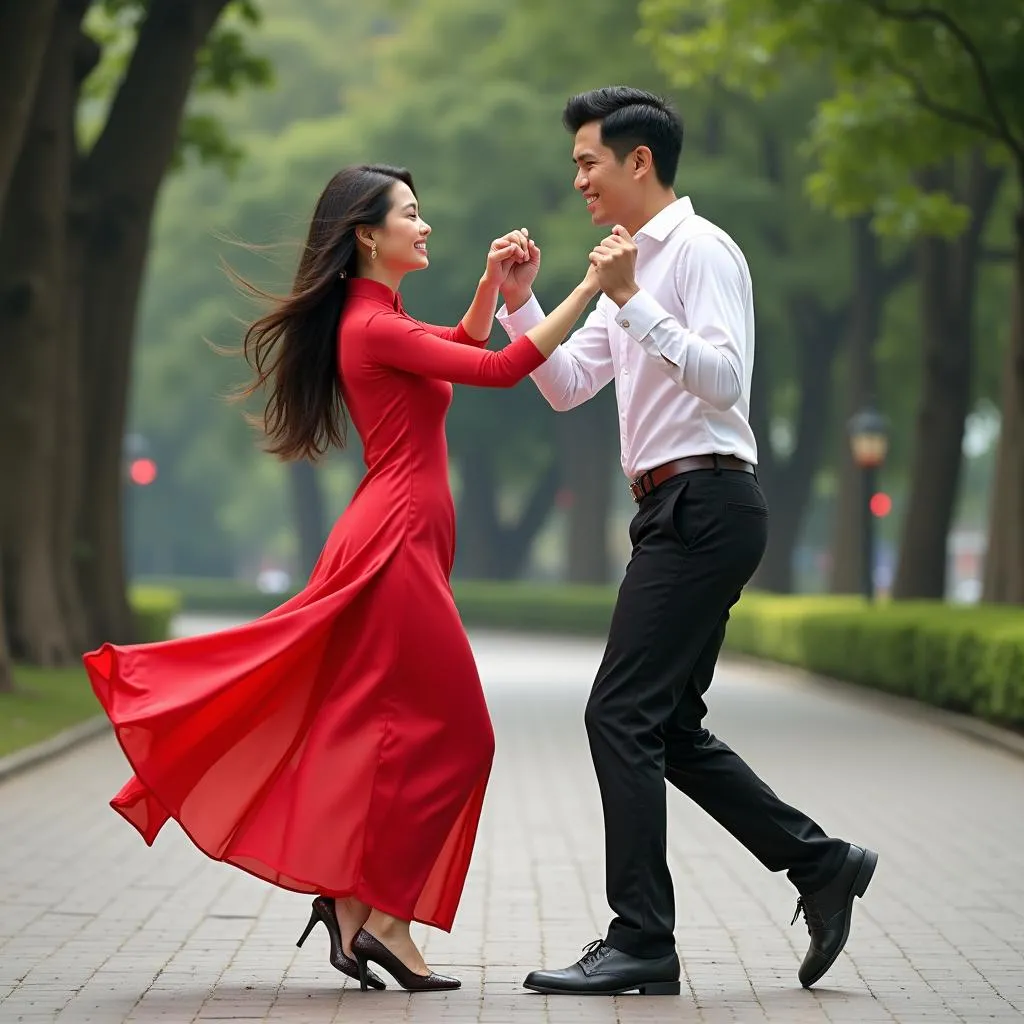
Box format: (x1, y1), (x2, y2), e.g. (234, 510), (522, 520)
(411, 274), (501, 348)
(455, 233), (530, 342)
(410, 231), (535, 347)
(367, 265), (600, 388)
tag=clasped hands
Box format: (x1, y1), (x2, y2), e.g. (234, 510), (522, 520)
(484, 225), (639, 309)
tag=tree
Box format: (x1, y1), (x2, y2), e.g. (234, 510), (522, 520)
(635, 48), (913, 592)
(75, 0), (269, 646)
(0, 2), (59, 214)
(0, 0), (269, 667)
(0, 0), (93, 664)
(640, 0), (1023, 600)
(893, 157), (1004, 598)
(0, 0), (61, 691)
(122, 4), (403, 586)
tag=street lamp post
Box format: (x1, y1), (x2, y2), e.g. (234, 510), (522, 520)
(848, 404), (889, 603)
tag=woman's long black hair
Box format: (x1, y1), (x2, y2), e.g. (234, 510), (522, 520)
(234, 164), (415, 460)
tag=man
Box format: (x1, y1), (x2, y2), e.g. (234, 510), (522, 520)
(496, 86), (877, 997)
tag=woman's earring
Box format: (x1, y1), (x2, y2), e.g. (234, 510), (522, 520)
(370, 241), (378, 261)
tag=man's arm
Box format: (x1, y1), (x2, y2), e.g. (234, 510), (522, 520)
(612, 234), (748, 411)
(496, 292), (614, 412)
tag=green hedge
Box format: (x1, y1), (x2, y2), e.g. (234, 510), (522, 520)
(453, 581), (615, 635)
(725, 594), (1024, 728)
(130, 585), (183, 643)
(135, 576), (291, 616)
(136, 576), (1024, 729)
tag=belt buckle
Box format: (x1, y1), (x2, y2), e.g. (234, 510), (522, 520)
(629, 476), (645, 503)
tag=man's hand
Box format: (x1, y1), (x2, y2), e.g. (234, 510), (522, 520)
(589, 225), (639, 307)
(498, 227), (541, 312)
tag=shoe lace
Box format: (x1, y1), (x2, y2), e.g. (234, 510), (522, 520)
(791, 895), (826, 932)
(580, 938), (608, 968)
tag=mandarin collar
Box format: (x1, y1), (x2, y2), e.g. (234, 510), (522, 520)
(346, 276), (403, 311)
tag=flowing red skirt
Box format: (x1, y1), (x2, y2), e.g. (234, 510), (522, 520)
(83, 511), (495, 931)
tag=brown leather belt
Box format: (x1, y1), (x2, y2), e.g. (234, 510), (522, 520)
(629, 454), (754, 503)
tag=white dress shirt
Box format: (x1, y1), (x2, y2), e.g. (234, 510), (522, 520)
(497, 196), (758, 481)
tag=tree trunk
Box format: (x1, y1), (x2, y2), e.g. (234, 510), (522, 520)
(0, 9), (80, 665)
(50, 23), (99, 656)
(747, 124), (843, 593)
(893, 157), (1002, 599)
(0, 0), (59, 217)
(0, 564), (12, 693)
(494, 459), (560, 579)
(754, 304), (845, 592)
(288, 461), (327, 582)
(558, 392), (616, 583)
(455, 445), (559, 580)
(0, 0), (61, 686)
(982, 195), (1024, 603)
(455, 443), (502, 578)
(830, 217), (884, 594)
(75, 0), (232, 646)
(52, 195), (91, 652)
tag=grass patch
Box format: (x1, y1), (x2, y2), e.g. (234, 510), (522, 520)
(0, 585), (182, 760)
(0, 666), (100, 760)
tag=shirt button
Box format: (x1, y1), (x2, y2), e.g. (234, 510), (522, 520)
(622, 320), (630, 329)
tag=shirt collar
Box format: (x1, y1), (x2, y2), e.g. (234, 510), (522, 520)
(634, 196), (695, 244)
(346, 277), (403, 311)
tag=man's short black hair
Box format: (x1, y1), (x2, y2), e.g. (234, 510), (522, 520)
(563, 86), (683, 187)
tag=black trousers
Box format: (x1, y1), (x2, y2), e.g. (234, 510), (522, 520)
(586, 468), (848, 959)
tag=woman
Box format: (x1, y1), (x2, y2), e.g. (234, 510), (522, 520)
(82, 164), (598, 993)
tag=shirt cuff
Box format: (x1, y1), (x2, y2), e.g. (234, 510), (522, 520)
(496, 293), (544, 341)
(614, 289), (672, 342)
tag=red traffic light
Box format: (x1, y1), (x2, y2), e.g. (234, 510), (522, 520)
(869, 492), (892, 518)
(129, 457), (157, 486)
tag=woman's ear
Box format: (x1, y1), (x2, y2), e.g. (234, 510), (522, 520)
(354, 225), (375, 250)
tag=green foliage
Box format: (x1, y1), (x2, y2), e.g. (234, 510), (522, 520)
(131, 0), (874, 580)
(0, 586), (180, 758)
(133, 575), (619, 631)
(135, 575), (289, 615)
(0, 667), (101, 759)
(127, 0), (1014, 581)
(640, 0), (1024, 235)
(130, 585), (183, 642)
(80, 0), (271, 173)
(454, 581), (615, 636)
(726, 593), (1024, 727)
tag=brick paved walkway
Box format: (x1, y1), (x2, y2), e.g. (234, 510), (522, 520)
(2, 626), (1022, 1023)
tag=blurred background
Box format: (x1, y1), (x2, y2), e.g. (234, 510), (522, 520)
(1, 0), (1022, 746)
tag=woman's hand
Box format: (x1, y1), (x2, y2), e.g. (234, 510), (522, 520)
(483, 229), (530, 288)
(580, 259), (601, 299)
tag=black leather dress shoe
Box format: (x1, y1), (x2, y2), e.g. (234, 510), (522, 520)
(793, 844), (878, 988)
(523, 939), (680, 996)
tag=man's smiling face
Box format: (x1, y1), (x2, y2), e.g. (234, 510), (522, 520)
(572, 121), (638, 228)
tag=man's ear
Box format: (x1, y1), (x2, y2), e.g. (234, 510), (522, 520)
(632, 145), (654, 179)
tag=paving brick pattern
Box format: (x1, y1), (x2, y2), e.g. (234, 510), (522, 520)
(2, 626), (1022, 1023)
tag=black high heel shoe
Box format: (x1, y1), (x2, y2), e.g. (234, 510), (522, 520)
(296, 897), (386, 990)
(352, 928), (460, 992)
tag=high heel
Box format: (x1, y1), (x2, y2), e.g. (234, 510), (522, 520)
(295, 897), (386, 990)
(352, 928), (460, 992)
